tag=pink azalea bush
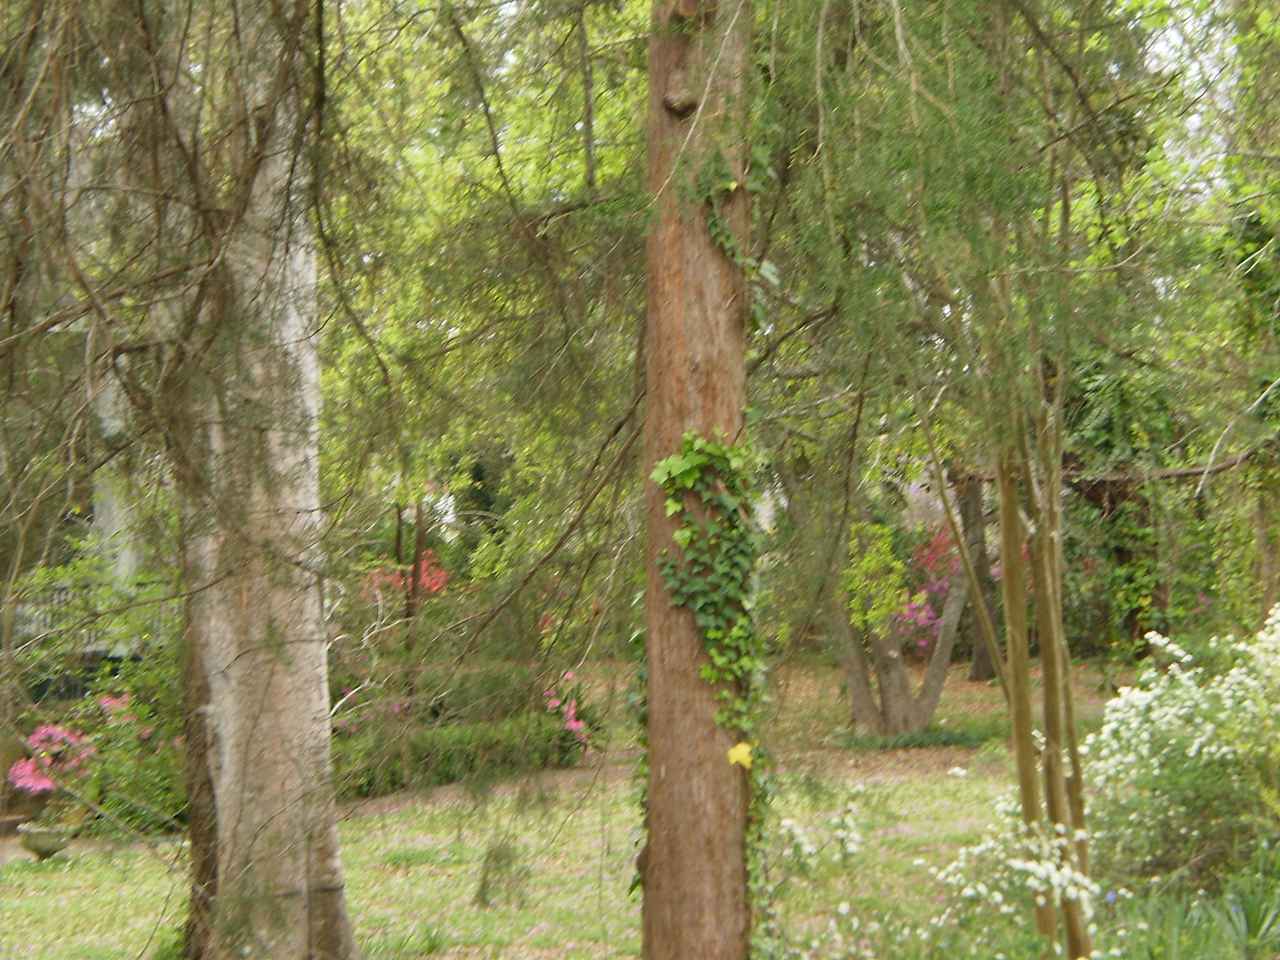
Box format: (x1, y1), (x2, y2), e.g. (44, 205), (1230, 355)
(543, 670), (591, 747)
(7, 724), (94, 796)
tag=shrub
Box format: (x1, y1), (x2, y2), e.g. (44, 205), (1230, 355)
(414, 662), (538, 725)
(1084, 610), (1280, 888)
(333, 712), (581, 800)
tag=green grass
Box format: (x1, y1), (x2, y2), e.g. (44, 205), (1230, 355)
(0, 658), (1267, 958)
(836, 714), (1011, 751)
(0, 763), (1006, 959)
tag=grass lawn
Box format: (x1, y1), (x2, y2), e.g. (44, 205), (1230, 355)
(0, 660), (1115, 959)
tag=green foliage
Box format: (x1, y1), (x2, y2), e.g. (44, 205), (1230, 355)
(842, 521), (912, 638)
(364, 925), (449, 958)
(836, 715), (1009, 752)
(651, 433), (764, 738)
(383, 842), (471, 871)
(332, 712), (579, 800)
(6, 544), (186, 836)
(412, 663), (538, 725)
(83, 701), (185, 835)
(651, 431), (778, 947)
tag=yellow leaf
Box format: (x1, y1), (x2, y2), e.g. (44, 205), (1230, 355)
(727, 742), (753, 770)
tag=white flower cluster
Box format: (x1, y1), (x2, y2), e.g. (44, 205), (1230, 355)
(932, 817), (1099, 925)
(827, 799), (865, 865)
(1083, 606), (1280, 884)
(777, 786), (870, 877)
(779, 816), (820, 875)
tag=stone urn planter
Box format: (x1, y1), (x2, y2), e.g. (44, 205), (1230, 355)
(16, 822), (72, 860)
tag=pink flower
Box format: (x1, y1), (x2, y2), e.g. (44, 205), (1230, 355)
(562, 671), (575, 682)
(7, 757), (55, 794)
(546, 698), (561, 710)
(28, 724), (83, 750)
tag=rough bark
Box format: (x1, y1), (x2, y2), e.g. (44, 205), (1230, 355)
(642, 1), (753, 957)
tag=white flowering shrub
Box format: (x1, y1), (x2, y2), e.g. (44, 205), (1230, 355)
(922, 791), (1099, 956)
(1084, 607), (1280, 887)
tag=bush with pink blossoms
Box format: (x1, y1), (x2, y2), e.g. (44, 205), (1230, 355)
(7, 724), (96, 828)
(542, 670), (598, 750)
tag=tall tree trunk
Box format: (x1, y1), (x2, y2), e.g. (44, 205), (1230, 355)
(178, 187), (357, 956)
(996, 454), (1058, 944)
(152, 6), (359, 957)
(642, 1), (753, 957)
(406, 498), (428, 622)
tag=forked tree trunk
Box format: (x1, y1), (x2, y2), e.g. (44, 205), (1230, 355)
(838, 569), (969, 736)
(642, 1), (753, 957)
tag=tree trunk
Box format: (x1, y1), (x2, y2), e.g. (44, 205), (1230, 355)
(179, 202), (357, 957)
(642, 0), (753, 957)
(996, 454), (1058, 944)
(911, 573), (969, 726)
(1257, 469), (1280, 618)
(406, 498), (428, 622)
(159, 8), (358, 957)
(957, 473), (999, 681)
(831, 595), (883, 734)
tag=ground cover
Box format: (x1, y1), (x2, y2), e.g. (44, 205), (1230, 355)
(0, 659), (1249, 959)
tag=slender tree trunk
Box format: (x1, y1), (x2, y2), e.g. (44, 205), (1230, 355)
(957, 473), (998, 681)
(642, 1), (753, 957)
(831, 595), (883, 734)
(406, 499), (428, 622)
(1257, 469), (1280, 618)
(911, 572), (969, 726)
(996, 454), (1058, 944)
(180, 601), (218, 960)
